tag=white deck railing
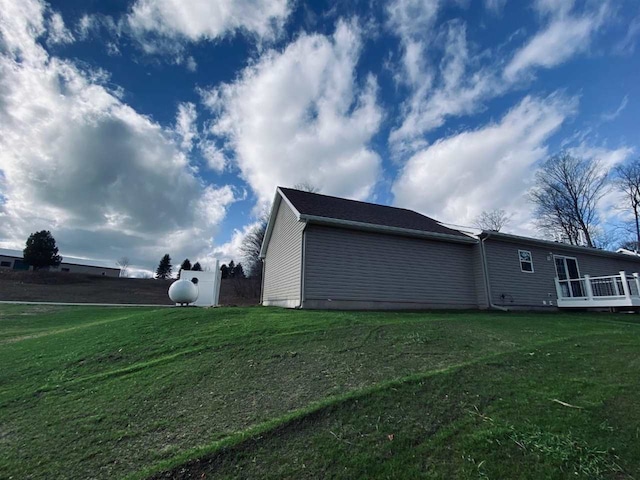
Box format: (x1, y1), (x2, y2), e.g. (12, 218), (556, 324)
(555, 271), (640, 308)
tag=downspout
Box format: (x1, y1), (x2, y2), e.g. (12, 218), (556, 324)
(260, 258), (266, 305)
(479, 232), (509, 312)
(298, 224), (307, 309)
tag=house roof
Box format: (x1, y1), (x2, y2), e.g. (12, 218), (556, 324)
(259, 187), (474, 258)
(480, 231), (640, 262)
(278, 187), (468, 238)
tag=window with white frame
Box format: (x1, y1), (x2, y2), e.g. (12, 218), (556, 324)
(518, 250), (534, 273)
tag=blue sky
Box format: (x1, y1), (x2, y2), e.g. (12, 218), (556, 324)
(0, 0), (639, 275)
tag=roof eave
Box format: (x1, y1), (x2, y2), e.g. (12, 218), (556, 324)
(481, 230), (640, 261)
(301, 214), (478, 244)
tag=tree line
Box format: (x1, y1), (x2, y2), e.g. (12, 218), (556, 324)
(529, 152), (640, 249)
(154, 254), (250, 280)
(155, 255), (203, 280)
(473, 152), (640, 251)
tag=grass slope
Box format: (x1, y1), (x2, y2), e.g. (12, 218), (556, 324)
(0, 305), (638, 479)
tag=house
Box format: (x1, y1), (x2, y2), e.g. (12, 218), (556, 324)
(478, 231), (640, 309)
(0, 248), (121, 277)
(260, 187), (640, 310)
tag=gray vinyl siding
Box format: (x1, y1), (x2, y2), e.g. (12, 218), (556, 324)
(262, 201), (305, 306)
(303, 225), (477, 309)
(484, 238), (640, 308)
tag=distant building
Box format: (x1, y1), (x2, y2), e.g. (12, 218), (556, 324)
(0, 248), (120, 277)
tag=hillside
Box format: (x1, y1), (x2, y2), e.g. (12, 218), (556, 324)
(0, 270), (259, 305)
(1, 306), (639, 479)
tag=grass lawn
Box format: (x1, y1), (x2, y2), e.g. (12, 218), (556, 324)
(1, 305), (639, 479)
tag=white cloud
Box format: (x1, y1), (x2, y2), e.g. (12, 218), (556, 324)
(106, 41), (121, 56)
(614, 14), (640, 55)
(504, 2), (608, 81)
(484, 0), (507, 15)
(127, 0), (290, 44)
(47, 12), (74, 45)
(173, 102), (228, 172)
(175, 102), (198, 151)
(185, 56), (197, 72)
(567, 143), (634, 172)
(0, 1), (236, 271)
(209, 221), (262, 265)
(75, 13), (120, 40)
(0, 0), (48, 63)
(392, 94), (577, 235)
(199, 141), (227, 173)
(201, 20), (384, 210)
(386, 0), (612, 156)
(386, 0), (440, 86)
(600, 95), (629, 122)
(77, 14), (96, 39)
(389, 19), (500, 154)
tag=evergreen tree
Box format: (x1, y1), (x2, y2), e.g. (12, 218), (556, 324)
(155, 254), (172, 280)
(220, 264), (229, 278)
(192, 262), (202, 271)
(234, 263), (245, 278)
(180, 259), (192, 271)
(23, 230), (62, 270)
(228, 260), (235, 278)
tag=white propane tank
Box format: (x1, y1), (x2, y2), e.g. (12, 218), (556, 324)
(168, 279), (199, 305)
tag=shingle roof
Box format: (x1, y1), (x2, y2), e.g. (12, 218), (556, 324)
(279, 187), (467, 238)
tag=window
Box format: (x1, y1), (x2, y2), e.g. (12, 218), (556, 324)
(518, 250), (534, 273)
(0, 261), (11, 267)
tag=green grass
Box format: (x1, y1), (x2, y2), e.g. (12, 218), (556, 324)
(0, 306), (639, 479)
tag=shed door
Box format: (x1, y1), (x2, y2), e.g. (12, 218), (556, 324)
(554, 256), (583, 297)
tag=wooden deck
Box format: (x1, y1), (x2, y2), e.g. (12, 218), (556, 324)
(555, 271), (640, 308)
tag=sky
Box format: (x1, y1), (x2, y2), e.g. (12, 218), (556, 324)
(0, 0), (639, 275)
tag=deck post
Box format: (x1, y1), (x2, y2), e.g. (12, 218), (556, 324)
(620, 271), (631, 300)
(634, 273), (640, 297)
(583, 275), (593, 300)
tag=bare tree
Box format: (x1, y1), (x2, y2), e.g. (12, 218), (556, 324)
(116, 256), (130, 277)
(293, 181), (320, 193)
(473, 209), (511, 232)
(240, 215), (268, 277)
(614, 158), (640, 248)
(529, 152), (608, 248)
(240, 182), (321, 277)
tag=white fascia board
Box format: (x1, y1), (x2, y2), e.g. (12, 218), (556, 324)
(276, 187), (302, 220)
(258, 193), (281, 259)
(258, 188), (305, 259)
(301, 215), (478, 244)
